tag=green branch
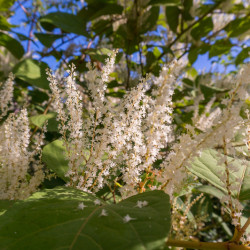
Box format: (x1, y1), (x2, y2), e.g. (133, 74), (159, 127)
(166, 239), (250, 250)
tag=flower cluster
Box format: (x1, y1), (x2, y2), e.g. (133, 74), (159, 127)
(0, 72), (14, 119)
(48, 52), (180, 197)
(0, 75), (45, 200)
(0, 108), (45, 200)
(48, 53), (249, 205)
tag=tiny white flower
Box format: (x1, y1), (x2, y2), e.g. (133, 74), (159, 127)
(135, 200), (148, 208)
(94, 199), (102, 206)
(99, 209), (108, 217)
(123, 214), (136, 223)
(78, 202), (87, 210)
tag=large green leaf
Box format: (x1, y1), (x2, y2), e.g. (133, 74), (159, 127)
(0, 32), (24, 59)
(40, 12), (89, 36)
(13, 59), (50, 89)
(188, 149), (250, 201)
(34, 33), (65, 47)
(0, 187), (171, 250)
(0, 200), (15, 216)
(42, 140), (69, 182)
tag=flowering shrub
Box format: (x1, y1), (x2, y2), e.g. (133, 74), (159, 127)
(0, 53), (249, 249)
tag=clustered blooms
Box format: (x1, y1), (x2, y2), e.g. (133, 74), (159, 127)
(47, 53), (249, 243)
(0, 72), (14, 119)
(48, 51), (180, 197)
(0, 105), (45, 200)
(48, 52), (249, 204)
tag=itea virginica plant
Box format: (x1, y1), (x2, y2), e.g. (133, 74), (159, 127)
(47, 51), (249, 207)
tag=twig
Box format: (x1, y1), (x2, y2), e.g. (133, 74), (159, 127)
(166, 239), (250, 250)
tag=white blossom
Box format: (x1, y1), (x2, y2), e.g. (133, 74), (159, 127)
(123, 214), (136, 223)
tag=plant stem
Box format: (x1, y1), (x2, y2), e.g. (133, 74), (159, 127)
(166, 239), (250, 250)
(232, 217), (250, 243)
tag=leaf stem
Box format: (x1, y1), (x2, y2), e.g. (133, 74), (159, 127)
(166, 239), (250, 250)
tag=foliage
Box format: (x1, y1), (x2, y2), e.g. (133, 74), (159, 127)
(0, 0), (250, 249)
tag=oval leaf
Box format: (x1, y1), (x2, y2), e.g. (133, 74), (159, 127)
(30, 112), (59, 132)
(0, 187), (171, 250)
(42, 140), (69, 182)
(34, 33), (65, 47)
(40, 12), (89, 36)
(13, 59), (50, 89)
(0, 32), (24, 59)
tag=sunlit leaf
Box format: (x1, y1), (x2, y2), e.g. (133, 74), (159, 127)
(0, 187), (171, 250)
(13, 59), (50, 89)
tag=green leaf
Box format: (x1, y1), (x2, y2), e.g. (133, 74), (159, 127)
(140, 6), (159, 34)
(40, 12), (88, 36)
(188, 44), (210, 64)
(34, 33), (65, 47)
(225, 16), (250, 38)
(0, 200), (15, 216)
(191, 16), (213, 40)
(0, 16), (14, 31)
(188, 47), (199, 64)
(87, 48), (113, 63)
(13, 59), (50, 89)
(188, 149), (250, 201)
(200, 84), (227, 99)
(0, 0), (15, 11)
(42, 140), (69, 182)
(209, 39), (232, 58)
(195, 185), (225, 200)
(30, 112), (59, 132)
(0, 32), (24, 59)
(182, 0), (193, 21)
(149, 0), (181, 6)
(165, 6), (180, 33)
(235, 47), (250, 66)
(0, 187), (171, 250)
(89, 3), (123, 20)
